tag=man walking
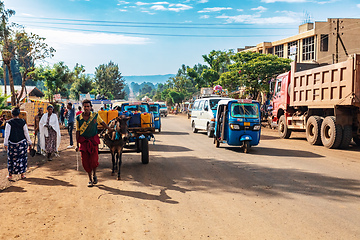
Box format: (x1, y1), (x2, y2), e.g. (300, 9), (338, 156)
(67, 102), (75, 148)
(75, 99), (113, 187)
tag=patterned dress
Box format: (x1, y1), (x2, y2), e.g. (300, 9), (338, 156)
(45, 114), (57, 154)
(7, 139), (28, 174)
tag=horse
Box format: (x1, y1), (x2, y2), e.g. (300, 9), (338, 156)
(102, 114), (131, 180)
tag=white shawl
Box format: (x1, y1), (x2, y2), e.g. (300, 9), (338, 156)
(39, 112), (61, 152)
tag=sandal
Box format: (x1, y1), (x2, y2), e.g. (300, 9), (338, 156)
(21, 174), (26, 179)
(93, 176), (98, 185)
(6, 175), (12, 180)
(87, 181), (93, 187)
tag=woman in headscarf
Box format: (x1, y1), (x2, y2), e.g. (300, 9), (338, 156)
(4, 107), (32, 180)
(39, 105), (61, 161)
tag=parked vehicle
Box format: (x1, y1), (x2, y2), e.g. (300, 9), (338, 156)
(272, 54), (360, 149)
(191, 97), (231, 138)
(214, 99), (261, 153)
(149, 103), (161, 132)
(157, 102), (168, 117)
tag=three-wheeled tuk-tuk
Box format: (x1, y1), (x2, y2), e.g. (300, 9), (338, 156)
(214, 99), (261, 153)
(149, 103), (161, 132)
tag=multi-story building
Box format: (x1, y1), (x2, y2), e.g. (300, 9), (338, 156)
(238, 18), (360, 65)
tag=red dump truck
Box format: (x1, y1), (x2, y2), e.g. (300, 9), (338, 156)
(272, 54), (360, 149)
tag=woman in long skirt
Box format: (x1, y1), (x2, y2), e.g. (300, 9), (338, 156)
(39, 105), (61, 161)
(4, 107), (32, 180)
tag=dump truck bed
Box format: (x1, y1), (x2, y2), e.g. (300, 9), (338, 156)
(290, 54), (360, 108)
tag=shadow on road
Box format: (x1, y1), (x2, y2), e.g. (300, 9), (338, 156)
(22, 177), (76, 187)
(225, 146), (325, 158)
(96, 184), (179, 204)
(150, 144), (193, 152)
(1, 185), (27, 193)
(93, 154), (360, 202)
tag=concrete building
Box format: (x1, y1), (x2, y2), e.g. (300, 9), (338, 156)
(238, 18), (360, 65)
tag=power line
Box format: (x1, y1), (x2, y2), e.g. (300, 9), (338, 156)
(14, 16), (296, 29)
(24, 24), (292, 38)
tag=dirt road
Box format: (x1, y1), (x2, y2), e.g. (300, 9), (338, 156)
(1, 114), (360, 239)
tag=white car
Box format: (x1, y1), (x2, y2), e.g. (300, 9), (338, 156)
(191, 97), (232, 137)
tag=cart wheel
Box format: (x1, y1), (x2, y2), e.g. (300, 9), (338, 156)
(141, 138), (149, 164)
(243, 141), (250, 153)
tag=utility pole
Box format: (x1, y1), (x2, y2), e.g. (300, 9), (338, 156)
(335, 19), (348, 63)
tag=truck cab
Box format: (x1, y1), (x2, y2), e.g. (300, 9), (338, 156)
(272, 71), (291, 124)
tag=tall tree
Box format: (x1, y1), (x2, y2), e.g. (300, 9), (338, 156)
(15, 29), (55, 104)
(70, 64), (94, 100)
(94, 61), (126, 100)
(0, 1), (15, 102)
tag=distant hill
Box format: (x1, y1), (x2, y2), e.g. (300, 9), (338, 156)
(123, 74), (174, 84)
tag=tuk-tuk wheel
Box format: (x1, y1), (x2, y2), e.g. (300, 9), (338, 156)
(158, 126), (161, 133)
(141, 139), (149, 164)
(243, 141), (250, 153)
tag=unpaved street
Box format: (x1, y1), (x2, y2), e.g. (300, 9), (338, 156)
(1, 114), (360, 240)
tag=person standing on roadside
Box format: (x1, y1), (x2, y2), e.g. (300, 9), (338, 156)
(4, 107), (32, 180)
(75, 99), (113, 187)
(60, 103), (65, 126)
(34, 107), (44, 154)
(39, 105), (61, 161)
(67, 102), (75, 148)
(76, 106), (82, 116)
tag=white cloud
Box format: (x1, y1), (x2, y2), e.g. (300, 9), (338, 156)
(118, 9), (128, 12)
(216, 12), (301, 24)
(117, 0), (129, 5)
(251, 6), (267, 12)
(261, 0), (306, 2)
(150, 3), (192, 12)
(237, 9), (244, 12)
(26, 28), (150, 48)
(198, 0), (209, 3)
(198, 7), (232, 13)
(357, 4), (360, 8)
(141, 10), (156, 15)
(200, 15), (210, 19)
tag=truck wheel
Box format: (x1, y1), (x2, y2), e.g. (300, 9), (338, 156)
(141, 138), (149, 164)
(278, 115), (291, 139)
(243, 141), (250, 153)
(306, 116), (323, 145)
(207, 123), (214, 138)
(321, 116), (343, 149)
(192, 122), (198, 133)
(339, 125), (352, 149)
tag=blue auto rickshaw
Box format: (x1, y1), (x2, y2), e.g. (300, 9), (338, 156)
(149, 103), (161, 132)
(214, 99), (261, 153)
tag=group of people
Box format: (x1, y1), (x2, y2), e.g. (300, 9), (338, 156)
(3, 100), (113, 187)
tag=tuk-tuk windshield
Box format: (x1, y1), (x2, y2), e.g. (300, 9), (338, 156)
(231, 103), (259, 118)
(149, 105), (159, 113)
(210, 99), (221, 110)
(123, 104), (149, 112)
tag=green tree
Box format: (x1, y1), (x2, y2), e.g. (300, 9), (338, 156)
(94, 61), (126, 100)
(218, 51), (291, 99)
(15, 29), (55, 104)
(202, 50), (234, 74)
(0, 2), (15, 103)
(168, 91), (184, 104)
(33, 62), (74, 102)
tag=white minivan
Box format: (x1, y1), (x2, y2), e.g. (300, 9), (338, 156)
(191, 97), (231, 137)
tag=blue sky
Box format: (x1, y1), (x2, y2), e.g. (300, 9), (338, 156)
(3, 0), (360, 76)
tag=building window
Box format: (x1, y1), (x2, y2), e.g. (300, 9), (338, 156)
(320, 34), (328, 52)
(259, 49), (263, 54)
(302, 36), (315, 61)
(288, 41), (298, 59)
(267, 47), (273, 54)
(274, 45), (284, 57)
